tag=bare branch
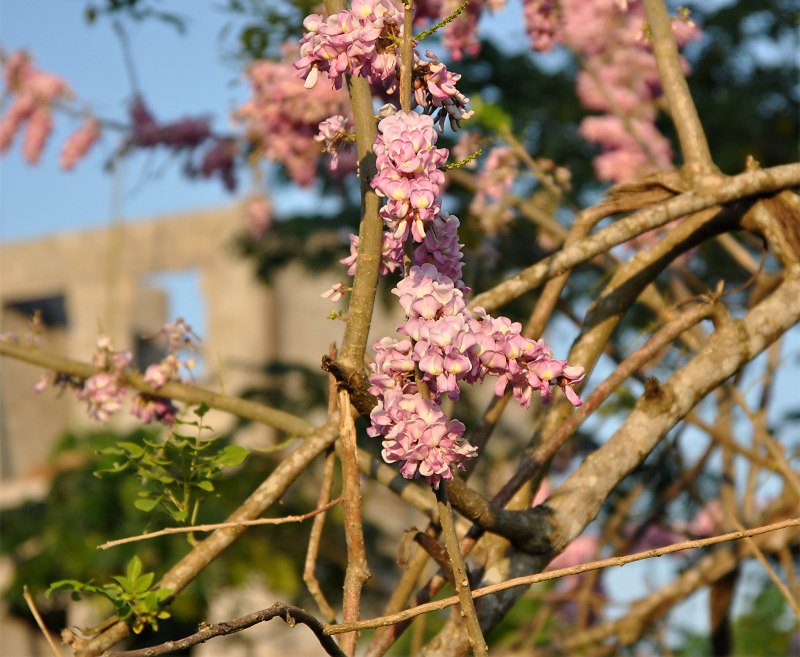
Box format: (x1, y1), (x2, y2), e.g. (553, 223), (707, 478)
(113, 603), (346, 657)
(469, 163), (800, 313)
(97, 498), (343, 550)
(642, 0), (714, 172)
(339, 389), (371, 656)
(435, 485), (487, 657)
(23, 586), (64, 657)
(0, 340), (316, 437)
(324, 516), (800, 636)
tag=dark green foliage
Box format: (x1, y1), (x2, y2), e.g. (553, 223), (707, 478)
(84, 0), (188, 33)
(220, 0), (319, 60)
(672, 578), (799, 656)
(96, 404), (248, 527)
(48, 556), (172, 635)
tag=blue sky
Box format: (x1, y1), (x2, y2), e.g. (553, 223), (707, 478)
(0, 1), (529, 244)
(0, 1), (249, 242)
(0, 0), (544, 246)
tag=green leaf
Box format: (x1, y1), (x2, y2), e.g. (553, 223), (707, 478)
(155, 588), (173, 602)
(126, 556), (143, 582)
(194, 401), (210, 418)
(134, 497), (160, 512)
(93, 462), (130, 477)
(112, 575), (133, 592)
(216, 445), (248, 467)
(46, 579), (89, 597)
(194, 480), (214, 492)
(171, 507), (188, 523)
(118, 442), (146, 459)
(133, 572), (154, 593)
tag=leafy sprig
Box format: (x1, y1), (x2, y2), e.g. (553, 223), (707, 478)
(47, 556), (172, 634)
(96, 403), (248, 531)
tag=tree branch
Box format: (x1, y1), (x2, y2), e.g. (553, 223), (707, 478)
(469, 163), (800, 313)
(323, 516), (800, 636)
(642, 0), (714, 173)
(0, 340), (316, 438)
(324, 0), (383, 380)
(113, 603), (346, 657)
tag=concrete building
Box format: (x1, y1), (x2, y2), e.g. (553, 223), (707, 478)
(0, 203), (414, 656)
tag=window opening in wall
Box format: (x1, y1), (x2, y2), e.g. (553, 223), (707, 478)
(5, 294), (68, 327)
(137, 269), (206, 378)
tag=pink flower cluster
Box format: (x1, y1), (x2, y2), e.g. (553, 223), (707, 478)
(126, 94), (237, 190)
(367, 262), (585, 486)
(371, 111), (448, 242)
(340, 232), (404, 277)
(236, 45), (352, 187)
(129, 95), (211, 150)
(322, 231), (403, 304)
(0, 50), (76, 165)
(296, 0), (401, 91)
(33, 335), (134, 423)
(295, 2), (473, 130)
(314, 114), (355, 171)
(369, 391), (476, 485)
(521, 0), (564, 52)
(292, 19), (585, 487)
(443, 0), (483, 61)
(60, 117), (101, 170)
(560, 0), (701, 182)
(318, 109), (585, 486)
(370, 263), (585, 406)
(32, 323), (200, 427)
(469, 145), (518, 234)
(412, 212), (468, 290)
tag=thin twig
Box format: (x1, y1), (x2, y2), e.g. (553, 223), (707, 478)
(641, 0), (714, 172)
(304, 349), (344, 624)
(725, 512), (800, 623)
(113, 602), (346, 657)
(324, 516), (800, 636)
(23, 586), (64, 657)
(0, 340), (316, 438)
(97, 498), (343, 550)
(435, 485), (487, 656)
(468, 162), (800, 313)
(339, 388), (371, 656)
(305, 450), (339, 623)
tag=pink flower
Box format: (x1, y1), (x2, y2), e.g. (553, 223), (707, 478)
(22, 105), (53, 164)
(60, 117), (101, 170)
(371, 392), (477, 488)
(245, 196), (272, 240)
(340, 232), (403, 276)
(131, 394), (177, 425)
(79, 373), (125, 423)
(321, 282), (346, 302)
(522, 0), (564, 52)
